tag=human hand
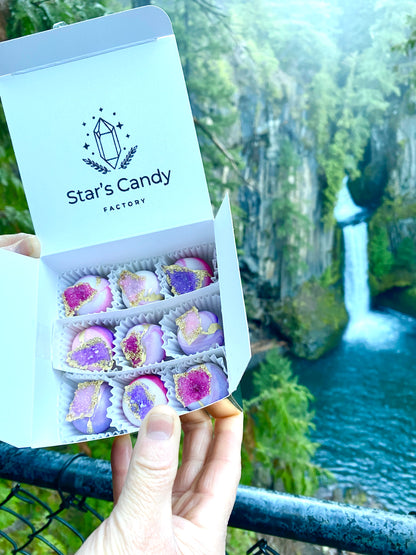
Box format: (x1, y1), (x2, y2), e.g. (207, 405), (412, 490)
(0, 232), (40, 257)
(78, 405), (243, 554)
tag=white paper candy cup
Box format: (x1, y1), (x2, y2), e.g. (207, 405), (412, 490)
(163, 353), (227, 413)
(53, 317), (119, 375)
(59, 374), (122, 443)
(113, 305), (169, 371)
(109, 255), (164, 310)
(58, 266), (116, 319)
(109, 370), (181, 430)
(161, 292), (224, 359)
(156, 242), (217, 299)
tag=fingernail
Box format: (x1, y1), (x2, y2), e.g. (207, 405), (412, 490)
(146, 413), (174, 440)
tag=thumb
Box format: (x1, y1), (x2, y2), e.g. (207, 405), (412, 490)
(0, 233), (40, 258)
(111, 405), (181, 529)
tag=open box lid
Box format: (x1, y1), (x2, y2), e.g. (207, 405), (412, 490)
(0, 6), (213, 257)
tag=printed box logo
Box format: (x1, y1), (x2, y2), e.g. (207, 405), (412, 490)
(82, 108), (137, 174)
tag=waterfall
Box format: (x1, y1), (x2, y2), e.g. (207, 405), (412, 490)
(334, 179), (370, 324)
(342, 222), (370, 323)
(334, 179), (404, 346)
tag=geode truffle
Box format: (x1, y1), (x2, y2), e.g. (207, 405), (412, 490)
(62, 275), (112, 317)
(174, 363), (228, 410)
(163, 257), (213, 296)
(66, 326), (114, 372)
(176, 307), (224, 355)
(66, 380), (112, 434)
(122, 375), (168, 427)
(120, 323), (165, 368)
(118, 269), (164, 308)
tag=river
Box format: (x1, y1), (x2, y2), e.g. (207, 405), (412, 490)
(292, 309), (416, 513)
(291, 182), (416, 513)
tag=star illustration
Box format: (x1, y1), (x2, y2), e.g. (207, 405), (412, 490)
(117, 122), (124, 129)
(126, 134), (130, 138)
(83, 143), (90, 150)
(82, 122), (86, 126)
(99, 107), (103, 112)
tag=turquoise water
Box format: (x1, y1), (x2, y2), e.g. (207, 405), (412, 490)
(291, 309), (416, 513)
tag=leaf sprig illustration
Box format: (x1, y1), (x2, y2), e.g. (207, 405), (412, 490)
(83, 158), (111, 174)
(120, 146), (138, 169)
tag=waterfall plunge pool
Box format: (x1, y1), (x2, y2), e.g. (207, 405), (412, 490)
(291, 309), (416, 513)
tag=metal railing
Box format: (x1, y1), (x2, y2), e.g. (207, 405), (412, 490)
(0, 442), (415, 554)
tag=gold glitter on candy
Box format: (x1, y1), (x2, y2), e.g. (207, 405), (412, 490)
(121, 329), (147, 367)
(66, 337), (114, 371)
(174, 365), (212, 408)
(118, 270), (163, 307)
(62, 282), (97, 317)
(176, 307), (222, 345)
(163, 264), (211, 296)
(66, 380), (104, 422)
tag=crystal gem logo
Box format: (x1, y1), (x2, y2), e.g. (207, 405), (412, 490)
(82, 108), (138, 174)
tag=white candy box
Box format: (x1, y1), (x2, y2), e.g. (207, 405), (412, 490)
(0, 6), (250, 448)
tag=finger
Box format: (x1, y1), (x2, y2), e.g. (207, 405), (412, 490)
(111, 434), (133, 505)
(112, 405), (181, 529)
(0, 233), (40, 258)
(177, 412), (243, 528)
(172, 410), (213, 498)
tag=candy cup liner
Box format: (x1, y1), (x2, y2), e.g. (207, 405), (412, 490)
(164, 353), (227, 413)
(59, 374), (122, 443)
(160, 291), (224, 359)
(113, 306), (169, 370)
(58, 265), (116, 319)
(109, 369), (181, 431)
(156, 242), (217, 299)
(53, 317), (119, 375)
(109, 255), (163, 310)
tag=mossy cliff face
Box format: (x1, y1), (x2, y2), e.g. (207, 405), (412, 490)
(375, 286), (416, 319)
(350, 94), (416, 302)
(270, 281), (348, 360)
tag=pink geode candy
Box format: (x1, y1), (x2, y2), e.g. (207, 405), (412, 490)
(118, 269), (164, 308)
(174, 363), (228, 410)
(63, 275), (112, 317)
(163, 257), (213, 296)
(176, 307), (224, 355)
(66, 380), (112, 434)
(67, 326), (114, 372)
(122, 375), (168, 427)
(120, 324), (165, 368)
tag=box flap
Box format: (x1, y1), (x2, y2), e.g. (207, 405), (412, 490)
(0, 6), (172, 76)
(214, 196), (251, 392)
(0, 250), (38, 447)
(0, 7), (212, 256)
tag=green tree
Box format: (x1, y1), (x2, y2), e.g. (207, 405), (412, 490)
(242, 349), (330, 495)
(160, 0), (241, 208)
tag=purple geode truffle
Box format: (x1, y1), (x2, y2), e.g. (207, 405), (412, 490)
(174, 363), (228, 410)
(118, 269), (164, 308)
(120, 324), (165, 368)
(62, 275), (112, 317)
(66, 380), (112, 434)
(163, 257), (213, 296)
(122, 375), (168, 427)
(176, 307), (224, 355)
(67, 326), (114, 372)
